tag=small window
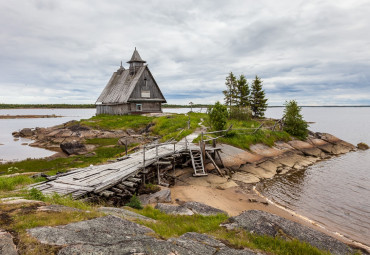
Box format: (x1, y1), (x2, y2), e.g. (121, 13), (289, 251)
(136, 104), (142, 111)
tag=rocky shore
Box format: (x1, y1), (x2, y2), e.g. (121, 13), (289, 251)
(218, 131), (357, 185)
(11, 121), (152, 155)
(0, 198), (363, 255)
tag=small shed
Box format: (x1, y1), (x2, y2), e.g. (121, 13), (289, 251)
(96, 48), (166, 115)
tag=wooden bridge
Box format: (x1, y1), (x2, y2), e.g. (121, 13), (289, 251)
(31, 134), (223, 200)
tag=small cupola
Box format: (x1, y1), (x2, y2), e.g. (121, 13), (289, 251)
(127, 47), (146, 75)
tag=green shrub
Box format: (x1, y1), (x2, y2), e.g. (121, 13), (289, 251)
(26, 188), (46, 201)
(283, 100), (308, 140)
(126, 194), (143, 209)
(208, 102), (228, 131)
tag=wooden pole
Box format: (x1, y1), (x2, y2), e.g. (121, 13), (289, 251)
(125, 139), (128, 156)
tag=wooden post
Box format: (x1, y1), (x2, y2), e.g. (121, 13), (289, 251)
(143, 145), (146, 172)
(125, 139), (128, 156)
(188, 117), (190, 129)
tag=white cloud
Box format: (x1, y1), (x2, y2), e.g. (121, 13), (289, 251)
(0, 0), (369, 105)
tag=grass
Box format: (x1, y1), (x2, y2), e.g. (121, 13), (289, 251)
(132, 206), (332, 255)
(0, 175), (45, 191)
(0, 146), (126, 176)
(199, 118), (291, 150)
(151, 112), (207, 142)
(78, 114), (153, 130)
(133, 206), (228, 238)
(0, 201), (102, 255)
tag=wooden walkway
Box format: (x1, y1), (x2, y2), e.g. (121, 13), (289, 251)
(31, 139), (200, 199)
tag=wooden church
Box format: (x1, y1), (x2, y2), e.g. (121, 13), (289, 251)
(96, 48), (166, 115)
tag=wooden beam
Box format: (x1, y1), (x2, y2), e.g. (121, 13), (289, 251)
(205, 151), (224, 177)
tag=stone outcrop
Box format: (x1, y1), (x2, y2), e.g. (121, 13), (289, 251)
(222, 210), (353, 255)
(60, 141), (87, 155)
(0, 230), (18, 255)
(27, 215), (258, 255)
(139, 187), (171, 205)
(156, 201), (228, 216)
(357, 142), (369, 150)
(97, 207), (156, 222)
(218, 132), (357, 184)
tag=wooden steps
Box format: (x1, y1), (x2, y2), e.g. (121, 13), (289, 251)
(190, 149), (207, 177)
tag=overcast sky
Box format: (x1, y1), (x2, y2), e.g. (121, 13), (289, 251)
(0, 0), (369, 105)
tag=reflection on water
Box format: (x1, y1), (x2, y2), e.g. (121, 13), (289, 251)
(262, 107), (370, 246)
(261, 151), (370, 245)
(0, 109), (96, 162)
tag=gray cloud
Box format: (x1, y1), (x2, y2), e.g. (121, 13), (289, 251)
(0, 0), (369, 105)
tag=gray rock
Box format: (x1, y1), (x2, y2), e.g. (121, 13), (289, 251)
(216, 248), (259, 255)
(60, 141), (87, 155)
(97, 207), (156, 222)
(156, 202), (228, 216)
(139, 188), (171, 205)
(58, 239), (190, 255)
(27, 215), (154, 246)
(37, 204), (83, 213)
(183, 201), (228, 216)
(118, 136), (141, 147)
(222, 210), (353, 255)
(155, 203), (194, 215)
(28, 216), (260, 255)
(0, 230), (18, 255)
(19, 128), (34, 137)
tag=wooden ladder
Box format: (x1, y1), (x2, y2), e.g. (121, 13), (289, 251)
(190, 149), (207, 177)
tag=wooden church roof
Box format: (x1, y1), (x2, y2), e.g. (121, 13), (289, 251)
(96, 49), (166, 105)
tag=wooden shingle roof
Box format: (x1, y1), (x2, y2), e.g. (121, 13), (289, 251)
(96, 66), (146, 104)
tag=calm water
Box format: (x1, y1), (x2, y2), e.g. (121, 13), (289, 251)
(1, 107), (369, 246)
(263, 107), (370, 246)
(0, 109), (96, 162)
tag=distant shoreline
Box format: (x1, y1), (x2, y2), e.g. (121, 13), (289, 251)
(1, 103), (370, 109)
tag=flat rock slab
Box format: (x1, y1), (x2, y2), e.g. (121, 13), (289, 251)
(139, 188), (171, 205)
(27, 215), (154, 246)
(156, 201), (228, 216)
(222, 210), (353, 255)
(0, 198), (45, 205)
(231, 172), (260, 184)
(28, 217), (258, 254)
(155, 203), (194, 215)
(97, 207), (156, 222)
(37, 204), (84, 213)
(249, 144), (283, 158)
(0, 230), (18, 255)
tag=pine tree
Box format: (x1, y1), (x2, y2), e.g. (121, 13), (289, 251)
(250, 75), (268, 118)
(236, 74), (250, 107)
(283, 100), (308, 140)
(222, 72), (237, 107)
(207, 101), (229, 131)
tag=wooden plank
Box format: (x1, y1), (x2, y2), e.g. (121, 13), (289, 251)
(205, 151), (224, 177)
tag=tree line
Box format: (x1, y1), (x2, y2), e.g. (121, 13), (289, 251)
(222, 72), (268, 118)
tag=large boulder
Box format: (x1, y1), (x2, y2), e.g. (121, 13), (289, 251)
(97, 207), (156, 222)
(156, 201), (227, 216)
(60, 141), (87, 155)
(117, 136), (141, 147)
(222, 210), (353, 255)
(0, 230), (18, 255)
(19, 128), (34, 137)
(139, 187), (171, 205)
(28, 216), (259, 254)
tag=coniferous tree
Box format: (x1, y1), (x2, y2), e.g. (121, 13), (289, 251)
(223, 72), (237, 107)
(250, 75), (268, 117)
(283, 100), (308, 140)
(236, 74), (250, 107)
(208, 101), (229, 131)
